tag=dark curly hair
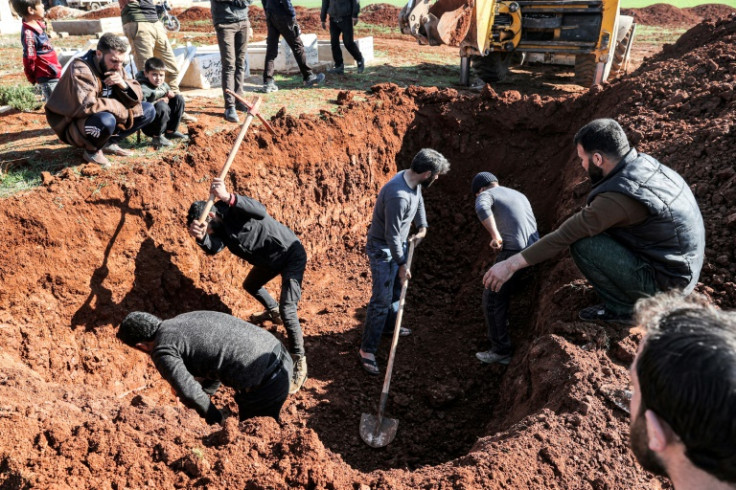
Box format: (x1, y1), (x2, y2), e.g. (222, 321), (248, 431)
(118, 312), (162, 347)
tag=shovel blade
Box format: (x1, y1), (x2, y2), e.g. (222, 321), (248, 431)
(359, 412), (399, 448)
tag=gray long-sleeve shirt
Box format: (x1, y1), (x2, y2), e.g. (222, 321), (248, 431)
(151, 311), (284, 418)
(475, 185), (538, 251)
(367, 170), (428, 265)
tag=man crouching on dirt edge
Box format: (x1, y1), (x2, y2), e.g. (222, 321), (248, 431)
(118, 311), (293, 424)
(187, 178), (308, 394)
(359, 148), (451, 376)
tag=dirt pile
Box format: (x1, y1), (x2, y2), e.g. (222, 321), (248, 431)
(45, 5), (84, 19)
(1, 14), (735, 490)
(177, 5), (211, 22)
(622, 3), (736, 27)
(79, 5), (121, 19)
(361, 3), (401, 27)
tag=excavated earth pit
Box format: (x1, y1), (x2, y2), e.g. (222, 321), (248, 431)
(2, 15), (736, 489)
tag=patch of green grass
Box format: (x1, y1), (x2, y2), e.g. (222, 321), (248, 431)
(0, 165), (44, 197)
(634, 25), (688, 44)
(0, 84), (41, 112)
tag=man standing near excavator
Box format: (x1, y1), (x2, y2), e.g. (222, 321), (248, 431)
(187, 178), (308, 394)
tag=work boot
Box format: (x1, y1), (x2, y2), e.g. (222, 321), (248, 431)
(83, 149), (110, 168)
(304, 73), (325, 87)
(357, 59), (365, 74)
(250, 308), (283, 325)
(289, 355), (307, 394)
(181, 112), (198, 124)
(224, 106), (240, 123)
(152, 134), (174, 149)
(328, 64), (344, 74)
(261, 81), (279, 93)
(475, 350), (511, 365)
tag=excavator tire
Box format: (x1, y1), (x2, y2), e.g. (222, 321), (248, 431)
(574, 54), (597, 87)
(471, 52), (512, 83)
(609, 17), (635, 79)
(575, 15), (635, 87)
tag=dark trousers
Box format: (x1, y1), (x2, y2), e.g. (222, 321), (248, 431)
(243, 242), (307, 356)
(329, 17), (363, 67)
(215, 19), (249, 108)
(142, 96), (185, 137)
(263, 12), (313, 83)
(84, 101), (155, 150)
(482, 249), (520, 356)
(234, 344), (292, 421)
(570, 234), (658, 315)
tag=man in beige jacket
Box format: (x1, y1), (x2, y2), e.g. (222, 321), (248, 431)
(45, 33), (155, 167)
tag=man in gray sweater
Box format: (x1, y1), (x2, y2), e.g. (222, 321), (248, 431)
(472, 172), (538, 365)
(118, 310), (293, 423)
(359, 148), (450, 375)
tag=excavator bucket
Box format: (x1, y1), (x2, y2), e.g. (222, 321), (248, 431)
(400, 0), (474, 46)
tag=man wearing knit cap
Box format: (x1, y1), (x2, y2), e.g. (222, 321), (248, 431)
(472, 172), (538, 365)
(483, 118), (704, 325)
(359, 148), (451, 375)
(118, 311), (293, 424)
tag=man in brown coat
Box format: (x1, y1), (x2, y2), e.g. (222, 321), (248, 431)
(45, 33), (155, 167)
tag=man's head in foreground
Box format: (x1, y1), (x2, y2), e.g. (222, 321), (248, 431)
(630, 292), (736, 489)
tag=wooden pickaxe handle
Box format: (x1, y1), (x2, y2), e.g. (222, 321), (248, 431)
(225, 89), (277, 136)
(197, 97), (263, 223)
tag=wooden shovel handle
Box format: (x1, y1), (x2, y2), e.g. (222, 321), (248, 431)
(225, 89), (277, 136)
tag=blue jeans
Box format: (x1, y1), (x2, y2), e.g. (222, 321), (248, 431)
(361, 239), (405, 354)
(571, 234), (658, 315)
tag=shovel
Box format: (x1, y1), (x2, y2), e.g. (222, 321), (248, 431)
(360, 238), (416, 448)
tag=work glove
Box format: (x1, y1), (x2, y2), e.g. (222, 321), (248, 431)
(205, 404), (223, 425)
(352, 17), (358, 26)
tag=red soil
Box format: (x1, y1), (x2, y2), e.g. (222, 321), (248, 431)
(78, 5), (121, 20)
(1, 10), (736, 490)
(622, 2), (736, 27)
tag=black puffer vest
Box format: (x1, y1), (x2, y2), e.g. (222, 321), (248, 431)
(587, 149), (705, 293)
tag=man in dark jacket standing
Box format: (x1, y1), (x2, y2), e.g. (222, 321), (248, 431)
(212, 0), (252, 123)
(187, 178), (308, 394)
(320, 0), (364, 74)
(484, 118), (705, 325)
(260, 0), (325, 93)
(45, 33), (155, 167)
(118, 310), (293, 423)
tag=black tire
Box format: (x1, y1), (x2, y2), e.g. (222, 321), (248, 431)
(471, 52), (512, 83)
(164, 16), (180, 32)
(89, 2), (100, 9)
(574, 54), (597, 87)
(609, 18), (635, 78)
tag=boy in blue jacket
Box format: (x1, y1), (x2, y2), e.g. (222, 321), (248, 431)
(12, 0), (62, 101)
(135, 57), (189, 148)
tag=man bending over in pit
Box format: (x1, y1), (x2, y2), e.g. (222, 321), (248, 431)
(118, 311), (293, 424)
(187, 178), (308, 394)
(629, 293), (736, 490)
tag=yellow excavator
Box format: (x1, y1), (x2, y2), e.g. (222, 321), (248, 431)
(398, 0), (636, 87)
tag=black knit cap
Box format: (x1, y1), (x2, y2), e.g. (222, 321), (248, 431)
(471, 172), (498, 194)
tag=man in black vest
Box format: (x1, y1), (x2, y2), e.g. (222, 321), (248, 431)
(483, 118), (705, 324)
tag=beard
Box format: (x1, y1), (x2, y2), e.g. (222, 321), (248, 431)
(630, 411), (668, 477)
(422, 173), (437, 188)
(588, 163), (605, 184)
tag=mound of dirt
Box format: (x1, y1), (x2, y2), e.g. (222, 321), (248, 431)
(45, 5), (84, 19)
(622, 3), (700, 26)
(79, 5), (121, 19)
(177, 5), (211, 21)
(1, 13), (736, 490)
(361, 3), (401, 27)
(688, 3), (736, 21)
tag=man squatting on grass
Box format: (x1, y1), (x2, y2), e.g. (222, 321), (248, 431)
(484, 118), (705, 324)
(630, 293), (736, 490)
(358, 149), (451, 376)
(45, 33), (155, 167)
(187, 178), (308, 394)
(118, 311), (293, 423)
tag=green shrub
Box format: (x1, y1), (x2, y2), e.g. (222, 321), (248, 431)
(0, 84), (41, 112)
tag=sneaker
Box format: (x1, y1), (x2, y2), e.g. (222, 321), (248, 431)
(224, 106), (239, 123)
(250, 308), (283, 325)
(328, 64), (344, 74)
(475, 350), (511, 365)
(382, 326), (412, 337)
(261, 81), (279, 93)
(357, 59), (365, 74)
(578, 304), (635, 325)
(289, 355), (307, 394)
(102, 142), (132, 157)
(152, 135), (174, 148)
(304, 73), (325, 87)
(181, 112), (198, 124)
(165, 131), (189, 141)
(83, 149), (110, 167)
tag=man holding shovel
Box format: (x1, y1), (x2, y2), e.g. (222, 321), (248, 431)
(187, 178), (308, 394)
(359, 148), (450, 375)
